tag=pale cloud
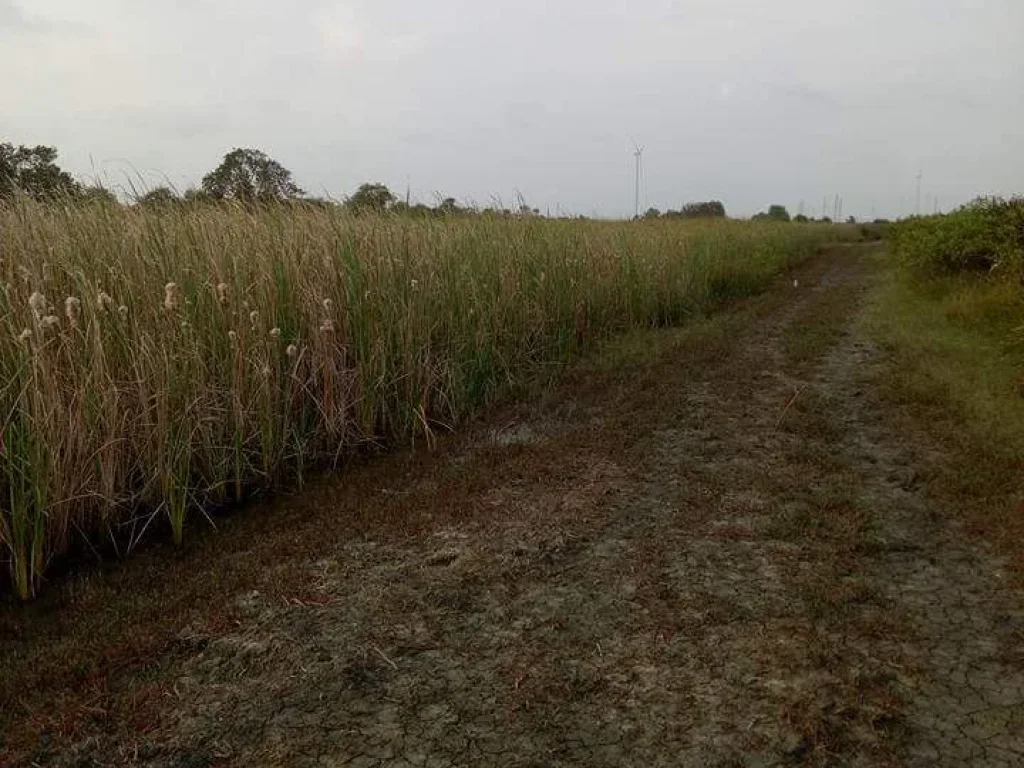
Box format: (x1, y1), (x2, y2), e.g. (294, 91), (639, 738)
(0, 0), (1021, 217)
(0, 0), (26, 27)
(0, 0), (90, 34)
(315, 4), (365, 59)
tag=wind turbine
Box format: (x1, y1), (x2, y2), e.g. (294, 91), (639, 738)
(633, 142), (644, 219)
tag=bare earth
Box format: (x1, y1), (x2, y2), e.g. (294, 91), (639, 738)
(5, 246), (1024, 767)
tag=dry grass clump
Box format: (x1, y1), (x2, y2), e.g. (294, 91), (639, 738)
(0, 201), (842, 598)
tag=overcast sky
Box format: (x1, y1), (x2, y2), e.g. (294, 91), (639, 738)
(2, 0), (1022, 218)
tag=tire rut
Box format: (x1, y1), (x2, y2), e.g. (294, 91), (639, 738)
(813, 293), (1024, 766)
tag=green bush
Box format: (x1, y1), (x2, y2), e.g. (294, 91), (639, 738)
(889, 197), (1024, 278)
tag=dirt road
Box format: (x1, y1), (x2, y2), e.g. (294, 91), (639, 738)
(7, 246), (1024, 766)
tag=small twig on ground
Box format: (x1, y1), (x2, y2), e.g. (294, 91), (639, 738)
(776, 384), (808, 429)
(370, 644), (399, 670)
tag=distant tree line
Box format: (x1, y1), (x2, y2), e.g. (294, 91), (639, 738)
(639, 201), (728, 220)
(1, 142), (544, 217)
(1, 142), (117, 204)
(676, 201), (727, 218)
(752, 205), (792, 222)
(751, 204), (860, 224)
(6, 140), (864, 225)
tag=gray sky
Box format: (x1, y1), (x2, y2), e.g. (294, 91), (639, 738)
(2, 0), (1022, 218)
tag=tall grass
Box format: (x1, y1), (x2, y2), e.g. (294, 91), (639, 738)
(0, 201), (842, 598)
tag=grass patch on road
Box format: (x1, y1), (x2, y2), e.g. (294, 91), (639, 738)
(862, 253), (1024, 572)
(863, 261), (1024, 460)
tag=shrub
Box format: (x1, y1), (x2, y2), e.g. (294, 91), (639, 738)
(889, 197), (1024, 278)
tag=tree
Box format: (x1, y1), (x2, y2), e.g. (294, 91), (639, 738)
(79, 186), (118, 205)
(679, 201), (726, 218)
(793, 214), (809, 223)
(437, 197), (463, 216)
(643, 207), (661, 219)
(137, 186), (179, 207)
(182, 188), (213, 204)
(766, 205), (791, 222)
(201, 148), (303, 202)
(0, 143), (80, 200)
(347, 182), (395, 213)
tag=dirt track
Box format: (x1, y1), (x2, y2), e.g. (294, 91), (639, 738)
(8, 246), (1024, 767)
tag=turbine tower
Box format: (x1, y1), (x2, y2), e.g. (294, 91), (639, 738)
(633, 143), (644, 219)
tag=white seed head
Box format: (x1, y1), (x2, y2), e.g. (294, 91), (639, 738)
(28, 291), (47, 318)
(319, 318), (334, 333)
(410, 279), (419, 289)
(65, 296), (81, 325)
(216, 282), (230, 304)
(97, 291), (115, 312)
(118, 305), (129, 318)
(41, 314), (60, 330)
(261, 364), (272, 378)
(17, 328), (31, 342)
(286, 344), (298, 358)
(269, 327), (281, 339)
(163, 282), (180, 311)
(249, 310), (259, 330)
(322, 298), (333, 311)
(228, 330), (238, 343)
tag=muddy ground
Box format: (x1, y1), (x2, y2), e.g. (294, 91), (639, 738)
(3, 245), (1023, 766)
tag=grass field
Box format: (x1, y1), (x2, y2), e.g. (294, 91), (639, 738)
(0, 202), (848, 598)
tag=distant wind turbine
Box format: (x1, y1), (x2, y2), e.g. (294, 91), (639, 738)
(632, 143), (644, 219)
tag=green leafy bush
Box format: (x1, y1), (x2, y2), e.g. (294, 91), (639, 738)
(890, 197), (1024, 278)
